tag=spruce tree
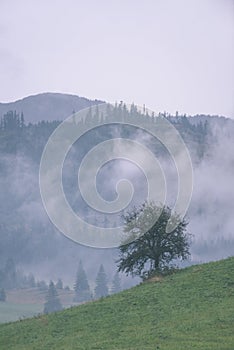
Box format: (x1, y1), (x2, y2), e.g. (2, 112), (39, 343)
(43, 281), (62, 314)
(111, 272), (121, 294)
(94, 264), (108, 299)
(73, 261), (91, 302)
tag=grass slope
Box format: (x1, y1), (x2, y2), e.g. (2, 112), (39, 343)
(0, 257), (233, 350)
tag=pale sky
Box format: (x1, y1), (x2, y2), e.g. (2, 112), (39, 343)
(0, 0), (233, 117)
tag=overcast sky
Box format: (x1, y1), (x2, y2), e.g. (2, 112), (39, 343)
(0, 0), (233, 117)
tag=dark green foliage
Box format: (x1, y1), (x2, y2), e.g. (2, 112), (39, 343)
(73, 261), (91, 302)
(118, 202), (191, 278)
(110, 272), (121, 294)
(0, 289), (6, 302)
(43, 281), (62, 314)
(94, 264), (108, 298)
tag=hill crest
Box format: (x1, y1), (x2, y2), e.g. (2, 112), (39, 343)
(0, 92), (104, 123)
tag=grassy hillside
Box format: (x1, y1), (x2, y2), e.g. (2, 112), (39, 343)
(0, 257), (233, 350)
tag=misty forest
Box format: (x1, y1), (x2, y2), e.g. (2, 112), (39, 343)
(0, 94), (234, 322)
(0, 0), (233, 347)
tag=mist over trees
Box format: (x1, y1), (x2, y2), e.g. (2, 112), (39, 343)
(0, 258), (48, 291)
(0, 101), (233, 284)
(0, 255), (123, 305)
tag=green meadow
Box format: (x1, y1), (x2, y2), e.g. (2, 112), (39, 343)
(0, 257), (233, 350)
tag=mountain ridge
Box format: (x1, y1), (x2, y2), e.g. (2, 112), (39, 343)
(0, 92), (104, 123)
(1, 92), (233, 125)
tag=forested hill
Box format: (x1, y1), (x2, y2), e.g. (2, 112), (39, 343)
(0, 93), (103, 123)
(0, 101), (234, 280)
(0, 104), (210, 161)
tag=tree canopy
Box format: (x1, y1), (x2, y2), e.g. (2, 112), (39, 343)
(117, 202), (191, 279)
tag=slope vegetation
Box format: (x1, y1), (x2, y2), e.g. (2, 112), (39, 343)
(0, 257), (233, 350)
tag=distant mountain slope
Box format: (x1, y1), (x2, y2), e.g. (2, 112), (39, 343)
(0, 257), (233, 349)
(0, 93), (104, 123)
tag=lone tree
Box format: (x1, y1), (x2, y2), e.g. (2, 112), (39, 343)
(43, 281), (62, 314)
(94, 264), (108, 299)
(117, 202), (191, 279)
(74, 261), (91, 302)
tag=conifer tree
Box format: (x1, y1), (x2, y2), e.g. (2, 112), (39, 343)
(74, 261), (91, 302)
(94, 264), (108, 299)
(110, 272), (121, 294)
(43, 281), (62, 314)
